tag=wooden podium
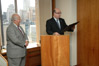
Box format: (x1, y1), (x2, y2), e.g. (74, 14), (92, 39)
(41, 35), (70, 66)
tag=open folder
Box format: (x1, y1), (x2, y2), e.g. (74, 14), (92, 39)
(62, 21), (79, 32)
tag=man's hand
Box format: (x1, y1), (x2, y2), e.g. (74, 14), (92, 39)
(25, 41), (29, 47)
(72, 25), (75, 30)
(53, 32), (60, 35)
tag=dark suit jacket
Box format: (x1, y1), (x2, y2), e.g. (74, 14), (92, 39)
(46, 17), (73, 35)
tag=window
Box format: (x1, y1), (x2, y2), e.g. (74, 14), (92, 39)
(17, 0), (37, 44)
(1, 0), (15, 48)
(0, 0), (40, 52)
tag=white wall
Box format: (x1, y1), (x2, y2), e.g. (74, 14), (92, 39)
(39, 0), (52, 35)
(56, 0), (77, 25)
(56, 0), (77, 66)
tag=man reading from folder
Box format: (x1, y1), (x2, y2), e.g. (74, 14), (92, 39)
(46, 8), (75, 35)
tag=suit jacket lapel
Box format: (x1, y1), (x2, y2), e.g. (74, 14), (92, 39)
(11, 23), (24, 37)
(52, 18), (61, 30)
(20, 26), (25, 35)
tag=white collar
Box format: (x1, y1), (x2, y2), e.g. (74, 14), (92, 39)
(53, 17), (59, 21)
(13, 23), (20, 28)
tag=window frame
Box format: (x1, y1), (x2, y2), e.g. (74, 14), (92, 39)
(0, 0), (40, 53)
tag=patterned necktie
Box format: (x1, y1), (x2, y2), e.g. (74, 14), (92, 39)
(18, 27), (24, 36)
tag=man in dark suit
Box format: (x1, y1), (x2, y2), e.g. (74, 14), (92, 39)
(46, 8), (75, 35)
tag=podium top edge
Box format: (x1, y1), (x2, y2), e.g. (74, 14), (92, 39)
(41, 35), (70, 36)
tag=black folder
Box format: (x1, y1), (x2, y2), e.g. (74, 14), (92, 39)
(62, 21), (79, 32)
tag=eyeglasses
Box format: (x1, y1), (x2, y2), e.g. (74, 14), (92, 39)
(55, 12), (62, 14)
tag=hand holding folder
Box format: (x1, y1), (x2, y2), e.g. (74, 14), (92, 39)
(62, 21), (79, 32)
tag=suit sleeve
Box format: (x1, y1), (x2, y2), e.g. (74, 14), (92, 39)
(24, 33), (28, 41)
(7, 28), (25, 48)
(46, 20), (54, 35)
(62, 19), (68, 29)
(63, 19), (74, 32)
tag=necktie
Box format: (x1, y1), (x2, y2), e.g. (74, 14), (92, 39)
(18, 27), (24, 36)
(56, 19), (61, 29)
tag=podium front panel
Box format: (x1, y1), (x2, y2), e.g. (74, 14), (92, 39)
(41, 35), (70, 66)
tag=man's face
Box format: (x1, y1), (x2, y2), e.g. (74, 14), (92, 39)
(14, 15), (21, 26)
(17, 16), (21, 24)
(54, 9), (61, 19)
(15, 15), (21, 24)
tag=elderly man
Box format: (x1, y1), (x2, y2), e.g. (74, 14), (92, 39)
(6, 13), (29, 66)
(46, 8), (75, 35)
